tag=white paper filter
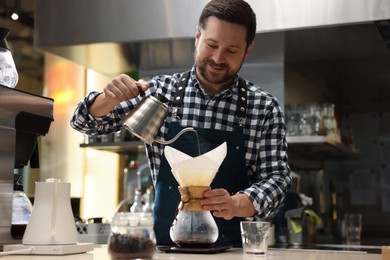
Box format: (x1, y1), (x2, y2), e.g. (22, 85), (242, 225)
(164, 142), (227, 187)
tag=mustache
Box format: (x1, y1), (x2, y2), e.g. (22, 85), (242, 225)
(208, 60), (228, 69)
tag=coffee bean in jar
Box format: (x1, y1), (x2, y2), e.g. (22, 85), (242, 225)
(108, 212), (156, 260)
(108, 232), (155, 259)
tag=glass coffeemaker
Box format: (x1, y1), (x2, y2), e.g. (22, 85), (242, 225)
(164, 142), (227, 247)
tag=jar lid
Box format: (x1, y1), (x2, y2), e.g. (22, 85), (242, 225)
(112, 212), (153, 227)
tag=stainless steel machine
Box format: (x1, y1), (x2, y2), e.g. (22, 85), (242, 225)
(0, 84), (54, 247)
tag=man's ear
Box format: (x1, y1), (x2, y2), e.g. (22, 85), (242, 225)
(244, 41), (254, 59)
(195, 26), (201, 36)
(195, 26), (202, 47)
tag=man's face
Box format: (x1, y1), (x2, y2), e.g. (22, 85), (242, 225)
(194, 16), (253, 88)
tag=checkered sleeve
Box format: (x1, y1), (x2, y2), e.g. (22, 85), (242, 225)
(242, 97), (292, 219)
(70, 91), (132, 136)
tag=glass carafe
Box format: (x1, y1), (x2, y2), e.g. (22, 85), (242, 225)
(11, 174), (32, 240)
(0, 27), (19, 88)
(170, 186), (218, 247)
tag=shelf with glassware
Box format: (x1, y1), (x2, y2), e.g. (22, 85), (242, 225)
(286, 134), (358, 160)
(285, 103), (359, 160)
(79, 130), (145, 154)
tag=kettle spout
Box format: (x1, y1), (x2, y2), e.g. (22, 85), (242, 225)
(155, 127), (196, 145)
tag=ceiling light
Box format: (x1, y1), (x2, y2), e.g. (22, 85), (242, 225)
(11, 0), (21, 21)
(11, 13), (19, 20)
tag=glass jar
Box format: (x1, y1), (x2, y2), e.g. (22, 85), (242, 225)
(11, 174), (32, 240)
(0, 27), (19, 88)
(108, 212), (156, 259)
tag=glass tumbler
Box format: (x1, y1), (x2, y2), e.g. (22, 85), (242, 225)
(344, 213), (362, 245)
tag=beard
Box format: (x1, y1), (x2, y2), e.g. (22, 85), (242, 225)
(194, 50), (244, 86)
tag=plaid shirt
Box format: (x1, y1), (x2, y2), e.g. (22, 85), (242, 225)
(70, 66), (292, 219)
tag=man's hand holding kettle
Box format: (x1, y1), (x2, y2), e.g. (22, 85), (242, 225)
(89, 74), (149, 117)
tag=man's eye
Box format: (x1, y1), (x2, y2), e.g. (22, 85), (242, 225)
(227, 50), (238, 54)
(208, 43), (217, 49)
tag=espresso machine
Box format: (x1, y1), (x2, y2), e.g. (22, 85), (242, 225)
(0, 85), (54, 247)
(0, 28), (54, 248)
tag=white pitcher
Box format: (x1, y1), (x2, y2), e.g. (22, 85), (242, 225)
(22, 178), (78, 245)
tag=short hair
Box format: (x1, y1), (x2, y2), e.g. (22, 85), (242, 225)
(198, 0), (257, 47)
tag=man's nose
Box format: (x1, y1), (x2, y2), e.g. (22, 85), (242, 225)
(212, 49), (225, 64)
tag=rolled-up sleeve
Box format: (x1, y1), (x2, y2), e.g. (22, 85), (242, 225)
(70, 91), (122, 135)
(242, 100), (292, 219)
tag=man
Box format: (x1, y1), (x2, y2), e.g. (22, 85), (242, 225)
(71, 0), (291, 247)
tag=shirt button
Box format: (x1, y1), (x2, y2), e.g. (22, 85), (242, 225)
(236, 146), (240, 150)
(168, 186), (172, 190)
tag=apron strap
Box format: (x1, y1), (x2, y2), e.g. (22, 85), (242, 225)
(172, 71), (247, 123)
(236, 77), (247, 125)
(172, 71), (190, 107)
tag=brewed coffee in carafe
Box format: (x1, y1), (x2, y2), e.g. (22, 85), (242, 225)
(164, 142), (227, 247)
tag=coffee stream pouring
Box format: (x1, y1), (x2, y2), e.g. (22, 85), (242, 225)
(121, 86), (195, 145)
(164, 142), (227, 247)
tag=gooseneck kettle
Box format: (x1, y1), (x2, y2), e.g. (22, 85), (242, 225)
(121, 86), (195, 145)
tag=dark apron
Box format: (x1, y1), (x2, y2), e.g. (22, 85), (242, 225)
(153, 72), (249, 247)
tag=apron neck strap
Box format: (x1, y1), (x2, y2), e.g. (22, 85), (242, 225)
(236, 77), (247, 124)
(172, 70), (190, 107)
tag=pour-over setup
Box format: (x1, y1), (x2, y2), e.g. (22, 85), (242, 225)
(121, 83), (226, 245)
(165, 142), (227, 247)
(121, 77), (232, 250)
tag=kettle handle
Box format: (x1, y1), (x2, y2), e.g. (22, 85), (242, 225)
(136, 84), (169, 104)
(136, 85), (145, 97)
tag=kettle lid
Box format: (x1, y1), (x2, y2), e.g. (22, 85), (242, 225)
(13, 174), (24, 191)
(0, 27), (10, 50)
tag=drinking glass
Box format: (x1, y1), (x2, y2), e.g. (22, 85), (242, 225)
(240, 221), (270, 255)
(344, 213), (362, 245)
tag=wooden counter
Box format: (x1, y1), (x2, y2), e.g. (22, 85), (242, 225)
(0, 246), (382, 260)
